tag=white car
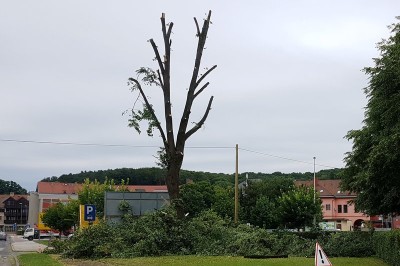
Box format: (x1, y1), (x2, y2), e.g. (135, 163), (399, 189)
(0, 231), (7, 241)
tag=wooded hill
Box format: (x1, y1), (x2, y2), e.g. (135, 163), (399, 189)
(41, 167), (343, 187)
(0, 179), (27, 194)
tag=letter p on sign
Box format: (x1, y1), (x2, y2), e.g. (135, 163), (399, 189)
(84, 204), (96, 221)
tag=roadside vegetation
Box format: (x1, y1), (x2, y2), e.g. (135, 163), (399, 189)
(44, 208), (374, 259)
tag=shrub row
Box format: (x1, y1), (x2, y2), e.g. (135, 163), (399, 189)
(48, 209), (376, 259)
(373, 230), (400, 266)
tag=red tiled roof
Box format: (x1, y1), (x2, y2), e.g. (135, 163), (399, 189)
(37, 182), (168, 194)
(37, 182), (83, 194)
(0, 194), (29, 207)
(126, 185), (168, 192)
(294, 179), (355, 197)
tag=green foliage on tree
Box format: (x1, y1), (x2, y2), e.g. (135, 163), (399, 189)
(78, 178), (128, 218)
(41, 200), (79, 236)
(240, 177), (294, 228)
(41, 167), (343, 187)
(180, 182), (234, 219)
(0, 179), (27, 194)
(250, 196), (279, 229)
(212, 186), (234, 219)
(277, 186), (322, 229)
(342, 18), (400, 215)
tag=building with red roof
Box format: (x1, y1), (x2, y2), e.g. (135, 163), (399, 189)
(28, 182), (168, 229)
(295, 179), (372, 231)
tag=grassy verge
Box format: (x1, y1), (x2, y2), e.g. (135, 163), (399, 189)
(34, 239), (51, 246)
(18, 253), (63, 266)
(19, 254), (389, 266)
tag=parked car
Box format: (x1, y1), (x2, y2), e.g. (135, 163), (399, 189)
(0, 231), (7, 241)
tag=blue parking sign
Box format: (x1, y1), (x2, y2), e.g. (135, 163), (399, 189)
(84, 204), (96, 221)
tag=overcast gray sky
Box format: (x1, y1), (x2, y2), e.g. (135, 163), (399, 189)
(1, 1), (398, 191)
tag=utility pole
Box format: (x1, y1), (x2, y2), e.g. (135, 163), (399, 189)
(234, 144), (239, 224)
(313, 157), (316, 204)
(313, 157), (316, 227)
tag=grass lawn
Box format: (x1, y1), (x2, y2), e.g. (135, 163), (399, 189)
(18, 253), (63, 266)
(34, 239), (51, 245)
(19, 254), (389, 266)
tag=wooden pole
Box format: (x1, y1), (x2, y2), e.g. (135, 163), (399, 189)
(234, 144), (239, 224)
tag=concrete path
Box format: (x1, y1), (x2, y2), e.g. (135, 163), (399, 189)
(10, 235), (47, 252)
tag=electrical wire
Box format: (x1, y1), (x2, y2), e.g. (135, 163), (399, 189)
(239, 147), (339, 169)
(0, 138), (339, 169)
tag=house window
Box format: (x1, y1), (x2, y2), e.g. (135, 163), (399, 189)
(338, 205), (342, 213)
(343, 205), (348, 213)
(325, 204), (331, 211)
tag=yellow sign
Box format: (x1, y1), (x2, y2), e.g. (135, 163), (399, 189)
(79, 205), (99, 228)
(37, 212), (52, 230)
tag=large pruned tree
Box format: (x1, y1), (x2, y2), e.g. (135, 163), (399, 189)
(341, 18), (400, 215)
(127, 11), (217, 217)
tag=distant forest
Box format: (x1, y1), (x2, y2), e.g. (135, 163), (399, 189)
(41, 167), (343, 187)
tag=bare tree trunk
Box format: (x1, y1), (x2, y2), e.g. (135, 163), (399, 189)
(166, 155), (184, 218)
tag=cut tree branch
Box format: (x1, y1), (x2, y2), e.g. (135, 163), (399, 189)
(195, 65), (217, 89)
(150, 39), (165, 74)
(194, 17), (200, 37)
(185, 96), (214, 140)
(194, 82), (209, 98)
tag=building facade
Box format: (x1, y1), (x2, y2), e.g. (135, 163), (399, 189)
(28, 181), (168, 229)
(295, 179), (371, 231)
(0, 193), (29, 232)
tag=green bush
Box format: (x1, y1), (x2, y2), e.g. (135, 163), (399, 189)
(373, 230), (400, 266)
(185, 210), (233, 255)
(59, 208), (382, 259)
(44, 239), (68, 254)
(63, 221), (124, 259)
(323, 231), (374, 257)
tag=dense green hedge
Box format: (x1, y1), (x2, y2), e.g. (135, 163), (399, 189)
(373, 230), (400, 266)
(49, 209), (378, 259)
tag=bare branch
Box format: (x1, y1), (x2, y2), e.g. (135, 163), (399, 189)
(194, 82), (209, 98)
(149, 39), (165, 74)
(185, 96), (214, 140)
(194, 17), (200, 37)
(128, 78), (167, 146)
(166, 22), (174, 38)
(157, 69), (164, 90)
(195, 65), (217, 89)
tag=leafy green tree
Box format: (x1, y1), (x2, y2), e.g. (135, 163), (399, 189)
(239, 177), (294, 224)
(125, 11), (217, 217)
(0, 180), (27, 194)
(212, 186), (234, 219)
(277, 186), (322, 229)
(77, 178), (127, 218)
(41, 201), (78, 236)
(250, 196), (279, 228)
(180, 182), (215, 217)
(342, 18), (400, 215)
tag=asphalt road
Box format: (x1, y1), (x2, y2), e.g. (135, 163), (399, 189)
(0, 236), (16, 266)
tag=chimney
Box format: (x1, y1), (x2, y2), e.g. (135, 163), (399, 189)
(10, 192), (14, 196)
